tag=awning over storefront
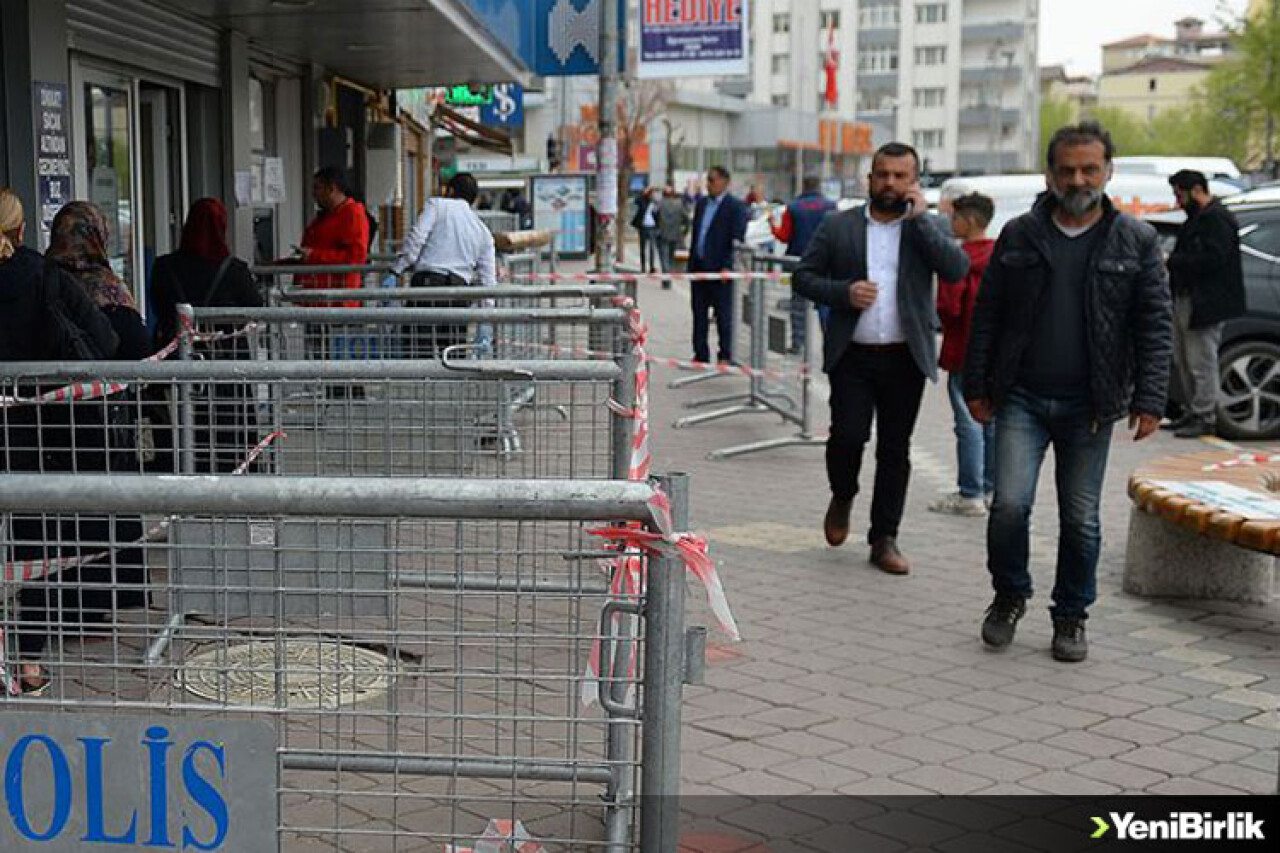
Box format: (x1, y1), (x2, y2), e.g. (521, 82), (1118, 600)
(156, 0), (530, 88)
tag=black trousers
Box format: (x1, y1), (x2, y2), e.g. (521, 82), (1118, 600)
(406, 270), (468, 358)
(691, 280), (733, 363)
(826, 344), (927, 543)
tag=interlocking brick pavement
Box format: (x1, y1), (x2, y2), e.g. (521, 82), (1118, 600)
(624, 274), (1280, 795)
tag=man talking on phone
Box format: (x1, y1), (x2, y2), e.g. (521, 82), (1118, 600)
(794, 142), (969, 575)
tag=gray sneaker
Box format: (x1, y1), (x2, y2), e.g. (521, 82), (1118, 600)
(929, 492), (988, 517)
(981, 594), (1026, 649)
(1051, 618), (1088, 662)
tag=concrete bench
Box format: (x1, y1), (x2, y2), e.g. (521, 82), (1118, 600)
(1126, 450), (1280, 604)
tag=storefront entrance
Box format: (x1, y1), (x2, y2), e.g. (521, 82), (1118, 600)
(71, 60), (185, 313)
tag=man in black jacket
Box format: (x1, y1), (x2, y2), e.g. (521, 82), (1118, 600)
(1166, 169), (1245, 438)
(964, 123), (1173, 662)
(794, 142), (969, 575)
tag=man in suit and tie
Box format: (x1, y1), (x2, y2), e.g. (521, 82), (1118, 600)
(688, 165), (750, 363)
(794, 142), (969, 575)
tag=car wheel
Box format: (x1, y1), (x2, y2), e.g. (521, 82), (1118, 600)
(1217, 340), (1280, 441)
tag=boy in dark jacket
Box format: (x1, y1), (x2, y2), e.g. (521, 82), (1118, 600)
(930, 193), (996, 517)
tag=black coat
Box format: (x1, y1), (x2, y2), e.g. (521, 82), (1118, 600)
(793, 206), (970, 379)
(0, 246), (117, 363)
(152, 251), (261, 346)
(1167, 199), (1246, 329)
(964, 194), (1174, 423)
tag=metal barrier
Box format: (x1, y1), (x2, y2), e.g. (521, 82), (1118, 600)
(670, 252), (826, 459)
(478, 210), (521, 234)
(181, 304), (632, 363)
(0, 474), (695, 851)
(0, 359), (635, 482)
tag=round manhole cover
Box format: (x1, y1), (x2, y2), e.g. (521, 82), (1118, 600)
(179, 640), (395, 709)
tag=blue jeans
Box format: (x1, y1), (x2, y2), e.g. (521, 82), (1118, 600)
(987, 387), (1113, 620)
(947, 372), (995, 498)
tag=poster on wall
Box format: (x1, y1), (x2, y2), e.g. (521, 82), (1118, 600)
(32, 82), (72, 248)
(637, 0), (749, 79)
(531, 174), (590, 257)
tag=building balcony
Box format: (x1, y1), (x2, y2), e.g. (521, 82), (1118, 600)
(961, 20), (1026, 43)
(961, 65), (1022, 85)
(957, 150), (1024, 173)
(858, 28), (900, 48)
(959, 107), (1022, 128)
(856, 71), (900, 91)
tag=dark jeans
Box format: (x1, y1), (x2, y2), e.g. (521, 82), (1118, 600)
(691, 280), (734, 363)
(405, 269), (467, 358)
(987, 386), (1113, 620)
(638, 226), (658, 272)
(825, 344), (927, 543)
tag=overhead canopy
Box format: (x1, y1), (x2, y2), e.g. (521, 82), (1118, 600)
(157, 0), (530, 88)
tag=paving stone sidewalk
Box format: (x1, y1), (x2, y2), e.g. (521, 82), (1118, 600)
(626, 272), (1280, 796)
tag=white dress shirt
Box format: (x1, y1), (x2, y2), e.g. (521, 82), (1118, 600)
(392, 198), (497, 288)
(852, 215), (905, 344)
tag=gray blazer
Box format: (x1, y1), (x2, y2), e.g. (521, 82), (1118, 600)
(793, 206), (969, 380)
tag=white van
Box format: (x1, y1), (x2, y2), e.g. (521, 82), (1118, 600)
(1113, 156), (1242, 182)
(938, 173), (1242, 236)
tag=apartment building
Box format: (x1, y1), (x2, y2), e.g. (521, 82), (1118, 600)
(749, 0), (1040, 175)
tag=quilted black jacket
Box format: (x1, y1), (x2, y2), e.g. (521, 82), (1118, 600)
(963, 193), (1173, 424)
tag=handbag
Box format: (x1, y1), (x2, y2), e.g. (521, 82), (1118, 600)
(43, 259), (110, 361)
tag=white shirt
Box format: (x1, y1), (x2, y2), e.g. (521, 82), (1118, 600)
(852, 215), (905, 344)
(392, 198), (497, 288)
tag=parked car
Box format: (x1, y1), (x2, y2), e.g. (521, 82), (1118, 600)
(1145, 201), (1280, 440)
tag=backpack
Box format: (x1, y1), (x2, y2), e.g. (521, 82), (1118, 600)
(42, 258), (110, 361)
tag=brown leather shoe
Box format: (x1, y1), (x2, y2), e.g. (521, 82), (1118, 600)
(823, 497), (853, 546)
(870, 536), (910, 575)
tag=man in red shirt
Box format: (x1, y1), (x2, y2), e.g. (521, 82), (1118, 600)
(298, 166), (369, 307)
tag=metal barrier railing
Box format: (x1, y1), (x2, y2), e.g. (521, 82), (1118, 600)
(180, 304), (632, 363)
(0, 359), (635, 482)
(0, 473), (695, 852)
(670, 252), (825, 459)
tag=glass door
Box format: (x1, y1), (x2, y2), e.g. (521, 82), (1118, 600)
(72, 64), (141, 299)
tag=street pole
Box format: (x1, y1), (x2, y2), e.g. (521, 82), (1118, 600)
(595, 0), (620, 273)
(1269, 0), (1279, 177)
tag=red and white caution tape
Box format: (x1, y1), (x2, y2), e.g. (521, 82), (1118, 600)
(0, 321), (259, 411)
(581, 296), (739, 707)
(1202, 452), (1280, 472)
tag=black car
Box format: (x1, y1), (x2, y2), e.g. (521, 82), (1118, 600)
(1146, 201), (1280, 441)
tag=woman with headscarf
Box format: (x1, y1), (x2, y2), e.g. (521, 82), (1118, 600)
(0, 194), (137, 695)
(152, 197), (261, 345)
(47, 201), (149, 358)
(150, 198), (262, 473)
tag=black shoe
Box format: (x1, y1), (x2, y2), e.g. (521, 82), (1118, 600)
(1173, 418), (1215, 439)
(981, 594), (1026, 649)
(1052, 618), (1088, 662)
(1160, 414), (1190, 431)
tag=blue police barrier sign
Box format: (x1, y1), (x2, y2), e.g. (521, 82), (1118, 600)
(533, 0), (626, 76)
(0, 712), (276, 850)
(479, 84), (524, 128)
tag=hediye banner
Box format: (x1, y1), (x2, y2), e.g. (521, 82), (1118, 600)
(637, 0), (750, 79)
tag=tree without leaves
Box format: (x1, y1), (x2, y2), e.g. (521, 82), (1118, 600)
(614, 79), (673, 263)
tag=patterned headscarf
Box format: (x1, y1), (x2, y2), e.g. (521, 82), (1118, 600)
(47, 201), (136, 310)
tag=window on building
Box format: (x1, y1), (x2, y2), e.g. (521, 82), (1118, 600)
(1149, 78), (1158, 92)
(915, 46), (947, 66)
(916, 3), (948, 24)
(820, 10), (841, 30)
(772, 94), (790, 107)
(772, 54), (790, 74)
(913, 87), (946, 108)
(858, 47), (899, 73)
(859, 3), (901, 29)
(773, 13), (790, 34)
(913, 129), (945, 150)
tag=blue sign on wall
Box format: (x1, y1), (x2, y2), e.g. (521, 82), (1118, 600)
(461, 0), (625, 77)
(479, 84), (524, 128)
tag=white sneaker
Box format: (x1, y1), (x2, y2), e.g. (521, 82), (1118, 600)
(928, 492), (988, 517)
